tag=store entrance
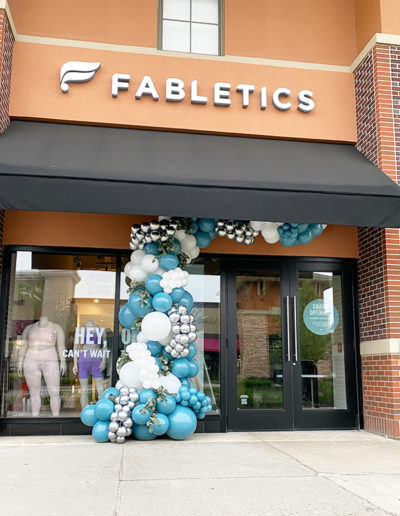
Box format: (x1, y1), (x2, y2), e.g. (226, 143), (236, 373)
(226, 259), (359, 431)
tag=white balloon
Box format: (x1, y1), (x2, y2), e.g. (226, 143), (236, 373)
(174, 230), (186, 242)
(261, 228), (280, 244)
(141, 312), (172, 341)
(130, 250), (145, 264)
(127, 265), (147, 282)
(124, 262), (134, 278)
(115, 380), (123, 389)
(137, 332), (148, 344)
(141, 254), (159, 273)
(250, 221), (263, 231)
(181, 234), (196, 252)
(119, 362), (142, 390)
(159, 373), (182, 394)
(159, 331), (173, 347)
(190, 247), (200, 259)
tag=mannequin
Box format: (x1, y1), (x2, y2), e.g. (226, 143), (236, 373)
(73, 320), (107, 408)
(18, 316), (66, 417)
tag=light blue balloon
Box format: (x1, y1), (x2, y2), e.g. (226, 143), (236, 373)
(144, 242), (160, 255)
(94, 398), (114, 421)
(189, 395), (198, 406)
(92, 420), (110, 442)
(180, 390), (190, 402)
(297, 229), (313, 245)
(133, 423), (157, 440)
(195, 231), (211, 249)
(209, 230), (217, 240)
(180, 378), (191, 388)
(118, 304), (135, 329)
(179, 290), (194, 312)
(197, 412), (206, 420)
(80, 405), (98, 427)
(187, 360), (199, 378)
(128, 289), (153, 318)
(188, 343), (197, 359)
(102, 387), (120, 400)
(146, 340), (162, 356)
(139, 389), (157, 405)
(198, 218), (215, 233)
(171, 287), (185, 303)
(159, 253), (179, 271)
(298, 223), (309, 233)
(171, 239), (182, 252)
(152, 292), (173, 312)
(145, 274), (163, 296)
(132, 404), (151, 425)
(189, 221), (198, 234)
(156, 394), (176, 415)
(167, 406), (197, 440)
(162, 348), (173, 361)
(152, 413), (170, 436)
(172, 358), (190, 378)
(197, 391), (205, 402)
(309, 223), (324, 237)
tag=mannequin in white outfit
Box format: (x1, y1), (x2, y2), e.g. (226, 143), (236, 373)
(18, 316), (66, 417)
(73, 320), (106, 408)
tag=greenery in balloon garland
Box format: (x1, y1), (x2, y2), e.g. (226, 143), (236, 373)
(80, 216), (327, 444)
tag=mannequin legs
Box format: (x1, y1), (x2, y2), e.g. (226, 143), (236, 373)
(23, 349), (60, 416)
(79, 377), (105, 408)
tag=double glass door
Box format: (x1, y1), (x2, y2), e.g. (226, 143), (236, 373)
(226, 260), (358, 431)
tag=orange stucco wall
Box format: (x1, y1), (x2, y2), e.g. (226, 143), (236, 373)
(354, 0), (381, 55)
(9, 42), (357, 142)
(3, 211), (359, 258)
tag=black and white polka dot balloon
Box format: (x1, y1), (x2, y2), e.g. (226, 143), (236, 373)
(214, 219), (259, 245)
(108, 386), (138, 444)
(165, 305), (196, 359)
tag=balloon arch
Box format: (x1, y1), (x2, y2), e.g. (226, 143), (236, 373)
(80, 217), (326, 442)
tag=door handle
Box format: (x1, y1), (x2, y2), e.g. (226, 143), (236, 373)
(293, 295), (299, 362)
(285, 295), (291, 362)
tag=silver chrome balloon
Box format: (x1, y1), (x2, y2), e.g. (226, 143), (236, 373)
(180, 323), (190, 334)
(109, 421), (119, 433)
(171, 349), (179, 358)
(188, 332), (197, 342)
(181, 348), (190, 357)
(125, 428), (132, 437)
(172, 324), (181, 335)
(119, 395), (129, 405)
(122, 405), (131, 414)
(127, 400), (135, 410)
(178, 305), (187, 314)
(227, 231), (235, 240)
(150, 220), (160, 231)
(108, 431), (117, 442)
(180, 314), (190, 324)
(116, 436), (125, 444)
(117, 410), (128, 422)
(123, 417), (133, 428)
(114, 403), (123, 412)
(169, 312), (180, 323)
(141, 222), (150, 233)
(110, 411), (119, 421)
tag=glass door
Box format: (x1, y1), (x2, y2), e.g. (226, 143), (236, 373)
(226, 259), (358, 431)
(226, 261), (294, 430)
(291, 262), (358, 429)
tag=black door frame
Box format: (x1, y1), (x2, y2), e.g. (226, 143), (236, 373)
(223, 256), (360, 432)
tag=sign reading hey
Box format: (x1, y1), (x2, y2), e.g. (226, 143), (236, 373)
(60, 61), (315, 113)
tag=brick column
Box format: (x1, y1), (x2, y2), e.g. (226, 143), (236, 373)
(0, 8), (14, 289)
(355, 45), (400, 439)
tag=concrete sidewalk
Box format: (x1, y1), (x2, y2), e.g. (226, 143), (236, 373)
(1, 431), (400, 516)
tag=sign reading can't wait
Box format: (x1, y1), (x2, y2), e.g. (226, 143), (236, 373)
(60, 61), (315, 113)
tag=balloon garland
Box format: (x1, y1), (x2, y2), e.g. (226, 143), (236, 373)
(80, 217), (326, 442)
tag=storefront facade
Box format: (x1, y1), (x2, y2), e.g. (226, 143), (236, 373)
(1, 0), (400, 438)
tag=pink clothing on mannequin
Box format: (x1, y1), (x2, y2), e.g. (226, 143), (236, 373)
(23, 348), (61, 416)
(27, 322), (57, 346)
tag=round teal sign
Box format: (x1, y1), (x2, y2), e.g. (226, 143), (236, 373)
(303, 299), (339, 336)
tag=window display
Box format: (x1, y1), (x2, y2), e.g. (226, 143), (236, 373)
(1, 252), (116, 417)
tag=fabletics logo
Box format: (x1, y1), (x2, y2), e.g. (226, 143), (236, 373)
(60, 61), (101, 93)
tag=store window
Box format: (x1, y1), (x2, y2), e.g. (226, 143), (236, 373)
(1, 251), (116, 418)
(160, 0), (222, 56)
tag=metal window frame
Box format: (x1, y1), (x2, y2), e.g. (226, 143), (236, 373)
(158, 0), (224, 56)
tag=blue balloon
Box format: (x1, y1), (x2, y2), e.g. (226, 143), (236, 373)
(152, 292), (173, 312)
(167, 406), (197, 440)
(162, 348), (173, 361)
(189, 221), (199, 234)
(152, 413), (170, 436)
(179, 290), (194, 312)
(188, 343), (197, 359)
(280, 235), (297, 247)
(172, 358), (190, 378)
(298, 223), (309, 233)
(189, 395), (198, 406)
(139, 389), (157, 405)
(133, 423), (157, 441)
(145, 274), (163, 296)
(118, 304), (135, 329)
(180, 390), (190, 402)
(198, 218), (215, 233)
(197, 391), (205, 402)
(297, 229), (313, 245)
(144, 242), (160, 255)
(181, 378), (191, 388)
(92, 420), (110, 442)
(171, 287), (185, 303)
(171, 239), (182, 252)
(146, 340), (162, 356)
(197, 412), (206, 420)
(209, 230), (217, 240)
(156, 394), (176, 415)
(94, 398), (114, 421)
(128, 289), (153, 318)
(195, 231), (211, 249)
(187, 360), (199, 378)
(80, 405), (98, 427)
(309, 223), (323, 237)
(132, 404), (151, 425)
(181, 400), (189, 407)
(159, 253), (179, 271)
(102, 387), (120, 400)
(155, 356), (162, 369)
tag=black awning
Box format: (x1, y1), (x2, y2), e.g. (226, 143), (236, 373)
(1, 120), (400, 227)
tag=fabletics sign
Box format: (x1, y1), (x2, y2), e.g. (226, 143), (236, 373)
(60, 61), (315, 113)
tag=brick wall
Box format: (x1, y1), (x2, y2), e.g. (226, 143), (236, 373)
(0, 9), (14, 290)
(355, 45), (400, 438)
